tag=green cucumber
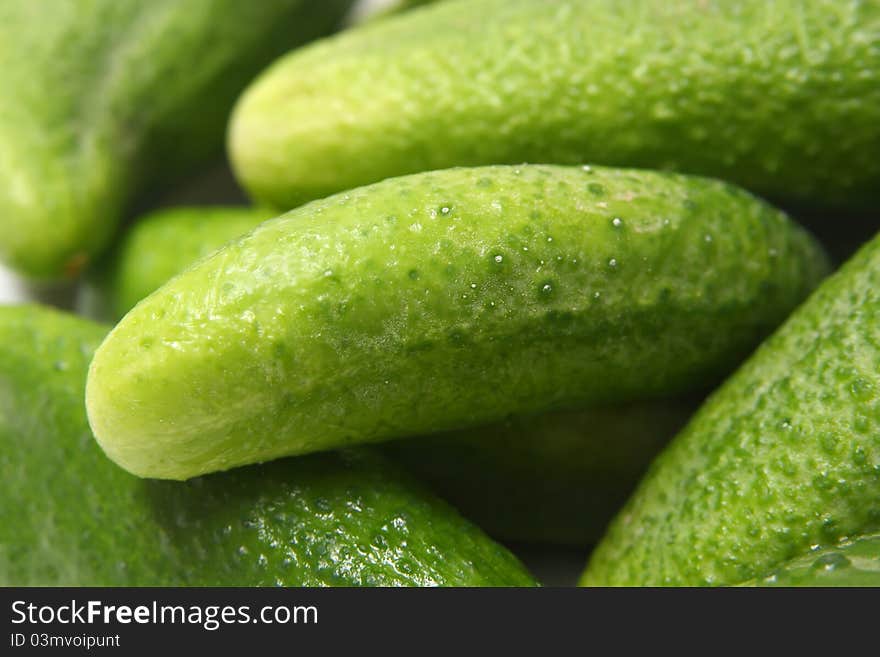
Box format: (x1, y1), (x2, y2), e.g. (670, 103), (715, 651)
(582, 232), (880, 587)
(747, 534), (880, 587)
(388, 399), (695, 545)
(85, 164), (829, 480)
(84, 203), (691, 544)
(230, 0), (880, 210)
(0, 0), (353, 279)
(0, 304), (535, 586)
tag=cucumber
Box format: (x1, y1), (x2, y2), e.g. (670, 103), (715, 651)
(748, 534), (880, 587)
(230, 0), (880, 210)
(0, 0), (353, 279)
(0, 304), (535, 586)
(582, 232), (880, 587)
(387, 399), (695, 545)
(83, 206), (273, 319)
(85, 164), (829, 480)
(84, 203), (693, 544)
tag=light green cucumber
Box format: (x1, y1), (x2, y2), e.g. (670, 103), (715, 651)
(230, 0), (880, 210)
(83, 206), (273, 319)
(747, 534), (880, 587)
(0, 0), (353, 280)
(86, 164), (829, 480)
(0, 304), (536, 586)
(84, 203), (690, 544)
(582, 232), (880, 587)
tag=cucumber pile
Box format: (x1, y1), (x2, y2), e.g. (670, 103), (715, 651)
(1, 0), (878, 586)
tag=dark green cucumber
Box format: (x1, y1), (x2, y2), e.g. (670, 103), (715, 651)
(85, 164), (829, 480)
(582, 232), (880, 587)
(0, 305), (535, 586)
(388, 399), (695, 545)
(231, 0), (880, 210)
(0, 0), (353, 279)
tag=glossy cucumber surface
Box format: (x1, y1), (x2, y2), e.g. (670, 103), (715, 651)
(0, 305), (535, 586)
(749, 534), (880, 587)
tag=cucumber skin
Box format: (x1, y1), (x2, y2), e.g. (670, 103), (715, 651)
(388, 399), (694, 546)
(582, 234), (880, 587)
(86, 206), (274, 319)
(0, 305), (536, 586)
(748, 534), (880, 587)
(88, 203), (691, 544)
(0, 0), (353, 280)
(231, 0), (880, 210)
(86, 164), (829, 480)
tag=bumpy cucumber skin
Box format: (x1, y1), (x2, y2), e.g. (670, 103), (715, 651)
(88, 206), (273, 319)
(230, 0), (880, 210)
(388, 399), (694, 546)
(86, 203), (689, 544)
(0, 0), (353, 280)
(86, 164), (829, 480)
(582, 234), (880, 587)
(0, 305), (535, 586)
(747, 534), (880, 587)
